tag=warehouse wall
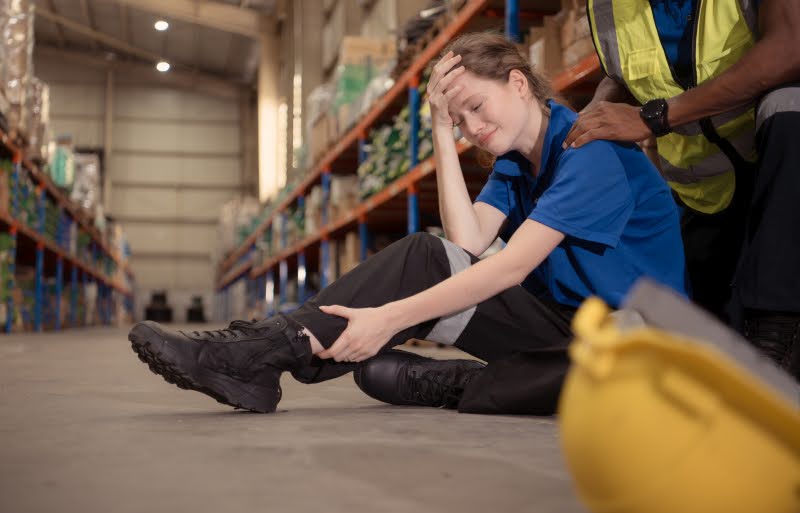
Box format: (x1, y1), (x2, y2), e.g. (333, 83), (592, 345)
(35, 53), (248, 322)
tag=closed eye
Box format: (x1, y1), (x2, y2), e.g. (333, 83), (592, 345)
(471, 103), (482, 112)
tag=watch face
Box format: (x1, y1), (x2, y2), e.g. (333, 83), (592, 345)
(643, 101), (664, 120)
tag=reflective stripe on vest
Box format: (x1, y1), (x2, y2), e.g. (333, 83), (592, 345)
(588, 0), (758, 213)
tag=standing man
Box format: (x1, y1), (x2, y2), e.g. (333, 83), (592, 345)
(564, 0), (800, 378)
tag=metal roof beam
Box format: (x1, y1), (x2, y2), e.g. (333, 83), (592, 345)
(98, 0), (269, 39)
(35, 45), (243, 101)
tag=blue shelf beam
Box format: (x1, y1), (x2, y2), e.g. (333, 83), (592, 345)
(505, 0), (520, 42)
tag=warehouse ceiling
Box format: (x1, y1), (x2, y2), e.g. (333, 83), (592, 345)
(32, 0), (280, 90)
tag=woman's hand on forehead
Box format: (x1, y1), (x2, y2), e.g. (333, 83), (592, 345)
(427, 51), (467, 129)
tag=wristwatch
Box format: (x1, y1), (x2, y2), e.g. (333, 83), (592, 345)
(640, 99), (671, 137)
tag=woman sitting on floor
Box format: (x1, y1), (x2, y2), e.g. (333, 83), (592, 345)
(128, 32), (687, 415)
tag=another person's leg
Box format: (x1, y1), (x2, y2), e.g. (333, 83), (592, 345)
(735, 83), (800, 379)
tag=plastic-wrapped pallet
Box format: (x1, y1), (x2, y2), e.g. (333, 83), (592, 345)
(329, 175), (359, 221)
(0, 4), (6, 130)
(305, 185), (323, 235)
(70, 152), (100, 210)
(1, 0), (33, 137)
(338, 231), (360, 276)
(25, 77), (49, 161)
(50, 138), (75, 188)
(216, 195), (260, 258)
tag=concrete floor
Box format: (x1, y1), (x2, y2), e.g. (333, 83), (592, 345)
(0, 324), (588, 513)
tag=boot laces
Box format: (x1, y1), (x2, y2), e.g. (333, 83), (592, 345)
(187, 319), (260, 342)
(405, 367), (465, 407)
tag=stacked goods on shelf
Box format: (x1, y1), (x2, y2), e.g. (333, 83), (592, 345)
(70, 151), (100, 211)
(0, 2), (5, 131)
(49, 139), (75, 189)
(11, 265), (34, 331)
(320, 238), (338, 284)
(253, 228), (272, 272)
(333, 36), (397, 140)
(560, 0), (594, 67)
(393, 0), (458, 78)
(357, 105), (411, 198)
(337, 231), (360, 276)
(308, 83), (336, 163)
(329, 175), (359, 221)
(355, 72), (434, 199)
(0, 160), (10, 210)
(309, 37), (397, 164)
(317, 229), (360, 284)
(216, 195), (260, 263)
(304, 185), (324, 236)
(76, 231), (91, 265)
(271, 213), (286, 253)
(25, 77), (50, 162)
(528, 1), (595, 76)
(0, 232), (12, 324)
(0, 0), (33, 140)
(13, 163), (36, 224)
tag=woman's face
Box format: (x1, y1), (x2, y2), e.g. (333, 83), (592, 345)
(446, 69), (533, 156)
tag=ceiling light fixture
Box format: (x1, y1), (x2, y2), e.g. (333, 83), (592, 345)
(156, 61), (170, 72)
(154, 20), (169, 31)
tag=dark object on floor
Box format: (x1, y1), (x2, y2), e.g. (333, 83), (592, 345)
(145, 290), (173, 322)
(186, 295), (206, 323)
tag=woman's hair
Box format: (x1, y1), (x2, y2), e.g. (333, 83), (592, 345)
(440, 31), (555, 167)
(441, 31), (554, 107)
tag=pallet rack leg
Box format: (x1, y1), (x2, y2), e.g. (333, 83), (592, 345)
(34, 243), (43, 332)
(6, 226), (17, 333)
(320, 169), (332, 289)
(407, 183), (420, 235)
(70, 264), (77, 327)
(506, 0), (520, 42)
(55, 256), (63, 330)
(409, 75), (421, 169)
(358, 215), (369, 263)
(82, 268), (88, 325)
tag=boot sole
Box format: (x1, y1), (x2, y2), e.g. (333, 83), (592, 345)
(129, 329), (281, 413)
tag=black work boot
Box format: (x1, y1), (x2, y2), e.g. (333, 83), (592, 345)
(354, 349), (485, 409)
(743, 310), (800, 380)
(129, 315), (312, 413)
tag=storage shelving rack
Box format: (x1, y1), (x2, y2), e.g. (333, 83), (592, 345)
(215, 0), (602, 319)
(0, 129), (134, 332)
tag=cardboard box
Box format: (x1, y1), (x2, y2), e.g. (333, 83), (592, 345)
(529, 16), (563, 76)
(339, 36), (397, 67)
(310, 114), (331, 162)
(560, 1), (591, 50)
(338, 231), (360, 276)
(563, 36), (596, 67)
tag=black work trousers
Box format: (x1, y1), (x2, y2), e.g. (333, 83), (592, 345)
(289, 232), (574, 415)
(679, 84), (800, 322)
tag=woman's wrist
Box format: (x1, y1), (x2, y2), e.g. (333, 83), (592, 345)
(432, 123), (456, 139)
(378, 302), (412, 333)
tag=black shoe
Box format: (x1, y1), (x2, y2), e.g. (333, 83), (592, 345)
(354, 349), (485, 408)
(129, 315), (312, 413)
(743, 310), (800, 379)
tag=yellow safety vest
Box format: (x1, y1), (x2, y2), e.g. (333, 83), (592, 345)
(587, 0), (759, 213)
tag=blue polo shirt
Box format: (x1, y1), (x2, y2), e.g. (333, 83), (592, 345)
(475, 100), (687, 308)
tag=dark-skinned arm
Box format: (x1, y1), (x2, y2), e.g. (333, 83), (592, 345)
(583, 75), (638, 110)
(563, 0), (800, 148)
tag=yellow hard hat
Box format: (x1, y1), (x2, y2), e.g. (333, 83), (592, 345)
(558, 282), (800, 513)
